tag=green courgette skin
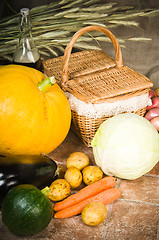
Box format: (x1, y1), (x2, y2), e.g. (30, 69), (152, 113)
(2, 184), (53, 236)
(0, 155), (58, 207)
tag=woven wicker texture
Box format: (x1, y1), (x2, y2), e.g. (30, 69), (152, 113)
(71, 107), (147, 146)
(43, 49), (116, 86)
(62, 66), (151, 103)
(43, 25), (153, 146)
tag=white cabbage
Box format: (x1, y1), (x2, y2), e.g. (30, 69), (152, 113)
(91, 113), (159, 180)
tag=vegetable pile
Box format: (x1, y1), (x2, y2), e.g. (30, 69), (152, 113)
(0, 64), (120, 235)
(1, 152), (120, 236)
(53, 175), (120, 219)
(144, 88), (159, 131)
(51, 152), (120, 220)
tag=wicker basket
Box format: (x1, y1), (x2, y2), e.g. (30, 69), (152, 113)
(43, 25), (153, 146)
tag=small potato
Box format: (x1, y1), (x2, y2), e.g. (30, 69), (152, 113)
(81, 201), (107, 226)
(66, 152), (89, 170)
(82, 166), (103, 185)
(48, 179), (70, 201)
(64, 167), (82, 188)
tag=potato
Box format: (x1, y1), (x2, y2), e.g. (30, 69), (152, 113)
(66, 152), (89, 170)
(82, 166), (103, 185)
(64, 167), (82, 188)
(48, 179), (70, 201)
(81, 201), (107, 226)
(155, 87), (159, 97)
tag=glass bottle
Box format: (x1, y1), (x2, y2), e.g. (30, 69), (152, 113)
(13, 8), (41, 70)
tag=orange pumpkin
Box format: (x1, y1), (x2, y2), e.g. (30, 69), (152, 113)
(0, 64), (71, 156)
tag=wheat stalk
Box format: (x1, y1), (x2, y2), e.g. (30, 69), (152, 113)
(0, 0), (158, 61)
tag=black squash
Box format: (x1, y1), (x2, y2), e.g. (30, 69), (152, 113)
(0, 154), (58, 207)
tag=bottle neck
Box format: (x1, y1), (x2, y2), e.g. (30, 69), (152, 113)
(18, 12), (36, 51)
(20, 13), (33, 39)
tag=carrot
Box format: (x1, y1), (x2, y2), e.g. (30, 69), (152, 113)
(54, 188), (120, 219)
(54, 176), (116, 212)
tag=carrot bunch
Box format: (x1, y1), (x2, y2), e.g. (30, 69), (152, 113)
(54, 176), (120, 219)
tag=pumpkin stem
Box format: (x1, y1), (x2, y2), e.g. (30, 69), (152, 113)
(41, 186), (51, 197)
(38, 76), (56, 93)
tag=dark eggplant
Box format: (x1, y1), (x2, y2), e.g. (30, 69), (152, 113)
(0, 155), (58, 207)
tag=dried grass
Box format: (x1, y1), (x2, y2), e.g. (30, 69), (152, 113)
(0, 0), (158, 61)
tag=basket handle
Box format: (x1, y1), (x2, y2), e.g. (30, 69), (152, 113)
(61, 25), (123, 86)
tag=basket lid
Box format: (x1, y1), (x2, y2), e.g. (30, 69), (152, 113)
(43, 49), (116, 86)
(63, 65), (153, 103)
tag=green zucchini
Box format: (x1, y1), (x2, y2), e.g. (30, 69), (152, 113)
(2, 184), (53, 236)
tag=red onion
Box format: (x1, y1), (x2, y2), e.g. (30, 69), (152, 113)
(148, 89), (156, 99)
(147, 97), (159, 110)
(144, 108), (159, 121)
(150, 117), (159, 131)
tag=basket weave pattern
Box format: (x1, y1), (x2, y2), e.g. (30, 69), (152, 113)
(71, 108), (147, 146)
(43, 49), (116, 86)
(43, 25), (153, 146)
(62, 66), (150, 104)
